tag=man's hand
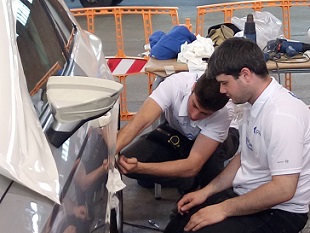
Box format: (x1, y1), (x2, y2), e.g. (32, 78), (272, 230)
(182, 172), (300, 232)
(102, 159), (108, 171)
(117, 155), (139, 174)
(184, 203), (227, 232)
(178, 189), (208, 215)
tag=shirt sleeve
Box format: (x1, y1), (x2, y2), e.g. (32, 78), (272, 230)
(149, 77), (174, 111)
(265, 112), (304, 175)
(149, 72), (195, 111)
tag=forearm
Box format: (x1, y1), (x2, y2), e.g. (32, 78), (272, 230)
(116, 98), (162, 154)
(137, 159), (199, 178)
(80, 164), (107, 191)
(219, 173), (299, 217)
(116, 116), (155, 154)
(116, 123), (145, 154)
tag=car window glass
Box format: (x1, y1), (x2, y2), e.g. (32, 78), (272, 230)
(16, 0), (67, 113)
(43, 0), (75, 48)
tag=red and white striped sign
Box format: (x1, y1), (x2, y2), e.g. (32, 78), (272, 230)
(107, 57), (147, 75)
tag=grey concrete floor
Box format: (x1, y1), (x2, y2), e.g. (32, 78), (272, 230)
(122, 176), (179, 233)
(118, 120), (178, 233)
(121, 164), (310, 233)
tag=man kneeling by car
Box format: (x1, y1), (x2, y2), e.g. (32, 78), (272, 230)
(116, 70), (239, 194)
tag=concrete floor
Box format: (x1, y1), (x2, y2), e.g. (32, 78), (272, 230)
(122, 176), (179, 233)
(121, 174), (310, 233)
(118, 119), (178, 233)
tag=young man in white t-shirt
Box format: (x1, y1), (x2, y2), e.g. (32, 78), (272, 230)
(166, 37), (310, 233)
(116, 71), (239, 192)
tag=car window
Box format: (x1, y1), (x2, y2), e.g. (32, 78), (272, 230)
(16, 0), (74, 116)
(43, 0), (75, 52)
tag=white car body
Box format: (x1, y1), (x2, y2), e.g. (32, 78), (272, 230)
(0, 0), (123, 232)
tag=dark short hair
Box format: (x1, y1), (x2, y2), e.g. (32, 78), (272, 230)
(207, 37), (269, 79)
(193, 72), (229, 111)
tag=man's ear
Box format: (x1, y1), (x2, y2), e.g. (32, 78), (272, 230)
(239, 67), (252, 83)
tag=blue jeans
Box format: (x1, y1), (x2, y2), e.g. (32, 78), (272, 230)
(164, 188), (308, 233)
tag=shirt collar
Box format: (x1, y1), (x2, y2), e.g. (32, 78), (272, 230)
(179, 91), (191, 117)
(179, 92), (203, 128)
(251, 77), (281, 117)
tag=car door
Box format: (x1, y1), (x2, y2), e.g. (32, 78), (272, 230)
(0, 0), (123, 232)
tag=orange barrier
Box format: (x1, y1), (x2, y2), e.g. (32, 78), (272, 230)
(71, 6), (181, 57)
(71, 7), (186, 120)
(196, 0), (310, 90)
(70, 2), (309, 120)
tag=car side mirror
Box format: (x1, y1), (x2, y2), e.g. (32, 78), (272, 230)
(46, 76), (123, 148)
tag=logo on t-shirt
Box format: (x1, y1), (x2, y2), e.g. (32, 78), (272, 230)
(254, 127), (261, 135)
(246, 137), (253, 151)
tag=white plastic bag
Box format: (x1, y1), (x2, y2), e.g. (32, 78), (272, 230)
(232, 11), (283, 49)
(0, 0), (59, 203)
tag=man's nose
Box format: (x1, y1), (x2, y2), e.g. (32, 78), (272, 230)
(190, 110), (202, 121)
(220, 84), (226, 94)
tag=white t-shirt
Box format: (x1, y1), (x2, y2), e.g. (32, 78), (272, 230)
(149, 72), (234, 142)
(233, 78), (310, 213)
